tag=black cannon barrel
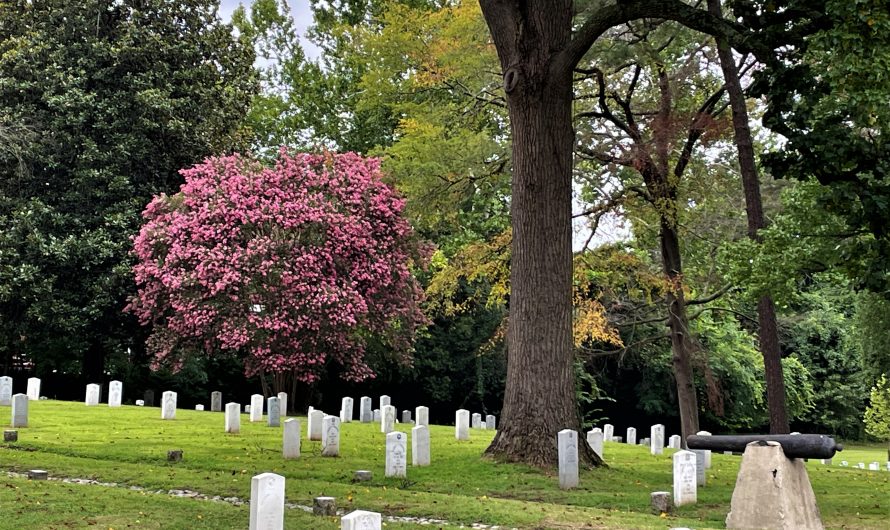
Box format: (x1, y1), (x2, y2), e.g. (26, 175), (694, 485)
(685, 434), (843, 459)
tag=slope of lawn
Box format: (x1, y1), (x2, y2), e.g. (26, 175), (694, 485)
(1, 400), (888, 529)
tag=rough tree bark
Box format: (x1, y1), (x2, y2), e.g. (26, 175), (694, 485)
(478, 0), (770, 466)
(708, 0), (790, 434)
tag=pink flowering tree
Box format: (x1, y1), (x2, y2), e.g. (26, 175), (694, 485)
(127, 151), (427, 387)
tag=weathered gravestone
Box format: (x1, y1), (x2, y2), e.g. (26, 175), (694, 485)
(696, 430), (712, 468)
(108, 380), (122, 407)
(651, 491), (672, 514)
(322, 415), (340, 457)
(380, 405), (395, 434)
(603, 423), (614, 442)
(401, 410), (412, 424)
(135, 399), (145, 406)
(308, 410), (324, 441)
(586, 428), (603, 458)
(869, 461), (880, 471)
(415, 406), (429, 427)
(267, 397), (281, 427)
(359, 396), (372, 423)
(486, 414), (496, 430)
(144, 389), (155, 407)
(0, 376), (12, 406)
(455, 409), (469, 441)
(650, 424), (665, 455)
(26, 378), (40, 401)
(249, 472), (285, 530)
(385, 431), (407, 478)
(85, 384), (100, 406)
(626, 427), (637, 445)
(283, 418), (300, 459)
(277, 392), (288, 418)
(373, 409), (380, 421)
(195, 404), (204, 411)
(379, 395), (391, 409)
(225, 403), (240, 434)
(471, 413), (482, 429)
(3, 430), (17, 442)
(558, 429), (579, 489)
(340, 397), (353, 423)
(11, 394), (27, 428)
(211, 391), (222, 412)
(341, 510), (381, 530)
(673, 450), (697, 506)
(250, 394), (264, 422)
(161, 391), (176, 420)
(693, 449), (707, 486)
(668, 434), (682, 449)
(412, 425), (430, 466)
(313, 496), (336, 516)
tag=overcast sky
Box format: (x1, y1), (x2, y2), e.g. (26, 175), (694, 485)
(218, 0), (320, 58)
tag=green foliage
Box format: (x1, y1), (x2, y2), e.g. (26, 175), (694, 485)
(864, 374), (890, 442)
(855, 292), (890, 382)
(0, 0), (257, 378)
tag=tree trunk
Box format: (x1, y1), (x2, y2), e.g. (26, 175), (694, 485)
(480, 1), (600, 467)
(660, 218), (700, 444)
(708, 0), (790, 434)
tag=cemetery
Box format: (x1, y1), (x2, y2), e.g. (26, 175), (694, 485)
(0, 395), (888, 528)
(3, 1), (890, 529)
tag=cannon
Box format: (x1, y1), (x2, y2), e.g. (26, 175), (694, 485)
(685, 434), (842, 459)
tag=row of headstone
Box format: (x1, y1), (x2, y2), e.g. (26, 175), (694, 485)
(84, 382), (122, 407)
(341, 397), (353, 422)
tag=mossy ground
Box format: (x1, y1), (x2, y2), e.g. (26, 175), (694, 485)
(1, 400), (888, 529)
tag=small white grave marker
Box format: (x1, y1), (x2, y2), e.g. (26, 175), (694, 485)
(277, 392), (288, 418)
(11, 394), (27, 427)
(283, 418), (300, 459)
(696, 430), (712, 468)
(359, 396), (372, 422)
(380, 405), (395, 434)
(225, 402), (240, 434)
(650, 424), (665, 455)
(211, 391), (222, 412)
(587, 428), (603, 458)
(386, 431), (407, 478)
(673, 450), (697, 506)
(26, 378), (40, 401)
(249, 472), (285, 530)
(108, 380), (122, 407)
(415, 405), (429, 427)
(379, 395), (391, 409)
(471, 413), (482, 429)
(322, 415), (340, 457)
(0, 376), (12, 406)
(308, 410), (324, 441)
(161, 391), (177, 420)
(340, 397), (354, 423)
(455, 409), (469, 440)
(341, 510), (381, 530)
(558, 429), (579, 489)
(250, 394), (263, 422)
(626, 427), (637, 445)
(412, 425), (430, 466)
(85, 384), (100, 406)
(603, 423), (614, 441)
(267, 397), (281, 427)
(486, 414), (496, 430)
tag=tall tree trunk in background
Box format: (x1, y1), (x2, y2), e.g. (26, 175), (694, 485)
(708, 0), (790, 434)
(480, 0), (600, 467)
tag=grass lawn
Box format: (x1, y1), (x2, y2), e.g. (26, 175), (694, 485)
(1, 400), (888, 529)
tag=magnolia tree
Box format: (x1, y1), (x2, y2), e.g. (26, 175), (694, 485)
(127, 151), (426, 385)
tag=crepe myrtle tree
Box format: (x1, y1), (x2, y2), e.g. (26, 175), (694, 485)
(127, 151), (427, 391)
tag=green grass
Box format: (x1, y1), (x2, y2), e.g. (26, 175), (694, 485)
(1, 400), (889, 529)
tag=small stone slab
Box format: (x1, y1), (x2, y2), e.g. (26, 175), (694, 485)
(249, 472), (285, 530)
(28, 470), (48, 480)
(167, 450), (183, 463)
(3, 430), (17, 442)
(353, 470), (372, 482)
(341, 510), (381, 530)
(651, 491), (672, 514)
(313, 496), (336, 516)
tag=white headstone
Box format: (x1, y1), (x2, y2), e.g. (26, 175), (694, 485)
(340, 397), (354, 423)
(486, 414), (496, 430)
(108, 380), (122, 407)
(0, 376), (11, 406)
(586, 428), (604, 458)
(415, 406), (429, 427)
(26, 378), (40, 401)
(85, 384), (100, 406)
(283, 418), (300, 459)
(603, 424), (614, 441)
(135, 399), (145, 406)
(412, 425), (430, 466)
(696, 431), (712, 468)
(161, 391), (176, 420)
(11, 393), (27, 427)
(668, 434), (682, 449)
(322, 415), (340, 457)
(869, 461), (880, 471)
(401, 409), (412, 424)
(558, 429), (579, 489)
(250, 394), (263, 422)
(277, 392), (287, 418)
(373, 409), (380, 421)
(385, 431), (407, 478)
(195, 404), (205, 411)
(308, 410), (324, 441)
(693, 449), (707, 486)
(857, 462), (865, 469)
(359, 396), (372, 423)
(249, 472), (285, 530)
(380, 395), (391, 409)
(471, 413), (482, 429)
(225, 403), (240, 434)
(626, 427), (637, 445)
(267, 397), (281, 427)
(673, 450), (697, 506)
(245, 404), (251, 414)
(650, 424), (665, 455)
(341, 510), (381, 530)
(211, 391), (222, 412)
(381, 405), (395, 434)
(455, 409), (469, 440)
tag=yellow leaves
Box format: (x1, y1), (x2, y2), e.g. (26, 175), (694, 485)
(573, 296), (622, 348)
